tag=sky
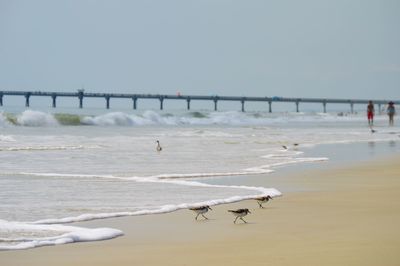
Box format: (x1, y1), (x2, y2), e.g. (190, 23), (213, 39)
(0, 0), (399, 102)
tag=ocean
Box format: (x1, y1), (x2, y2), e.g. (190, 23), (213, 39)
(1, 107), (399, 250)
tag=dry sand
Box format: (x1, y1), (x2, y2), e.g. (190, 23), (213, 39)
(1, 156), (400, 266)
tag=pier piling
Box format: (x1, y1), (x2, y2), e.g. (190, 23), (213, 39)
(213, 98), (218, 111)
(160, 97), (164, 110)
(132, 97), (137, 110)
(106, 96), (110, 109)
(52, 95), (57, 108)
(25, 93), (30, 107)
(78, 90), (84, 108)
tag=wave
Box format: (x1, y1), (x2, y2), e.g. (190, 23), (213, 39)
(0, 109), (376, 127)
(0, 171), (281, 250)
(0, 135), (16, 142)
(0, 145), (84, 152)
(53, 113), (82, 125)
(0, 112), (13, 126)
(6, 171), (283, 216)
(17, 110), (59, 127)
(0, 220), (122, 250)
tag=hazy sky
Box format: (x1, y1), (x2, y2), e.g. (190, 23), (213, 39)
(1, 0), (399, 100)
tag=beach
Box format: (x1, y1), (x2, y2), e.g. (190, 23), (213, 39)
(1, 0), (400, 264)
(2, 153), (399, 266)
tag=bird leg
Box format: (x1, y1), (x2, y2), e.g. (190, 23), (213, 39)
(240, 217), (247, 223)
(234, 216), (239, 224)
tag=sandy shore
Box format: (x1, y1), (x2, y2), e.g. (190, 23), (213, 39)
(2, 155), (400, 266)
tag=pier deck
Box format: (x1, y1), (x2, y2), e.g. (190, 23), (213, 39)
(0, 90), (397, 113)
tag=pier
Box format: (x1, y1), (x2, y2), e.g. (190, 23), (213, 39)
(0, 90), (398, 113)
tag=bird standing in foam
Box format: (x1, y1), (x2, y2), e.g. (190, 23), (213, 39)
(156, 140), (162, 152)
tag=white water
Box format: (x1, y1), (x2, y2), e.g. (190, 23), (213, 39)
(0, 109), (399, 250)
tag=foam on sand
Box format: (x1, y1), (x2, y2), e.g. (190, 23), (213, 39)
(20, 172), (281, 224)
(0, 170), (280, 250)
(0, 219), (123, 250)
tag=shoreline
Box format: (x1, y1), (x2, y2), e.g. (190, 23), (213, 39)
(2, 152), (400, 265)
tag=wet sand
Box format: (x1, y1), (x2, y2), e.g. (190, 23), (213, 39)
(1, 155), (400, 266)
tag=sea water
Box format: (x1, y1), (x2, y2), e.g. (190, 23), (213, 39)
(0, 108), (399, 250)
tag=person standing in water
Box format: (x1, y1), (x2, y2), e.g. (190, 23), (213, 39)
(367, 101), (375, 126)
(387, 102), (396, 126)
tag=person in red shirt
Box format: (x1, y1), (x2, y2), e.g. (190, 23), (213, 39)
(367, 101), (374, 126)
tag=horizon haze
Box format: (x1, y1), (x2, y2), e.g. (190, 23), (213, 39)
(1, 0), (399, 103)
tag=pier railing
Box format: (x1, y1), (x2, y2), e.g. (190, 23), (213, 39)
(0, 90), (398, 113)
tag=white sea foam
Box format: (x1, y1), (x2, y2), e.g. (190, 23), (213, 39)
(28, 183), (280, 225)
(0, 113), (11, 127)
(0, 220), (123, 250)
(1, 109), (389, 127)
(0, 169), (280, 250)
(0, 135), (16, 142)
(0, 145), (84, 152)
(17, 110), (59, 127)
(82, 112), (141, 126)
(9, 171), (280, 224)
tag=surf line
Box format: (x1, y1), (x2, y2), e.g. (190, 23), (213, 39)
(17, 171), (281, 225)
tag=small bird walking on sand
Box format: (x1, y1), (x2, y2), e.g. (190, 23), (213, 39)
(228, 208), (251, 224)
(254, 195), (273, 208)
(189, 205), (212, 220)
(156, 140), (162, 152)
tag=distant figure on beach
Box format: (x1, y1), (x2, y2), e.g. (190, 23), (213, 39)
(387, 102), (396, 126)
(367, 101), (375, 126)
(156, 140), (162, 152)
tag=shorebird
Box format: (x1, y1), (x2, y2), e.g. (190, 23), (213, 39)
(254, 195), (273, 208)
(282, 143), (299, 150)
(156, 140), (162, 152)
(189, 205), (212, 220)
(228, 208), (251, 224)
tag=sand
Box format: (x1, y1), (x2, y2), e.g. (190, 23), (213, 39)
(1, 155), (400, 266)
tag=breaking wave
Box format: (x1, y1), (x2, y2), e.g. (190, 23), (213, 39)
(0, 109), (370, 127)
(17, 110), (59, 127)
